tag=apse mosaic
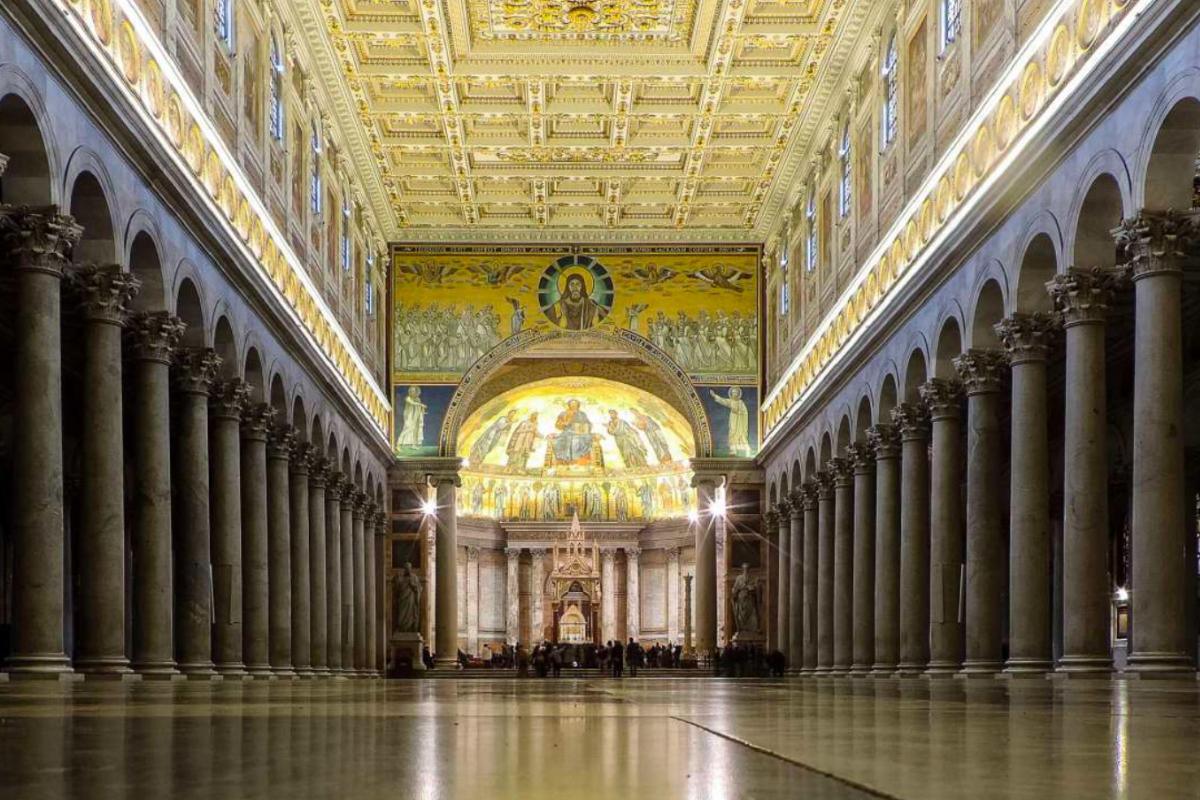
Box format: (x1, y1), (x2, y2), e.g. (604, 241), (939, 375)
(455, 376), (696, 521)
(392, 246), (759, 385)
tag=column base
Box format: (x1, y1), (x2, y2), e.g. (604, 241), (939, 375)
(133, 661), (182, 680)
(5, 652), (74, 681)
(183, 673), (225, 682)
(177, 662), (218, 677)
(957, 661), (1003, 678)
(6, 670), (84, 682)
(214, 664), (251, 679)
(140, 673), (187, 682)
(998, 667), (1051, 680)
(848, 664), (872, 677)
(246, 664), (274, 679)
(894, 663), (927, 678)
(1125, 652), (1195, 676)
(271, 668), (299, 680)
(869, 664), (898, 677)
(295, 668), (317, 679)
(1054, 655), (1113, 677)
(84, 672), (144, 683)
(74, 657), (133, 675)
(1003, 658), (1052, 676)
(433, 657), (460, 671)
(922, 661), (960, 678)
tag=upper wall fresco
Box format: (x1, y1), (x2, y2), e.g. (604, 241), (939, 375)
(391, 244), (761, 386)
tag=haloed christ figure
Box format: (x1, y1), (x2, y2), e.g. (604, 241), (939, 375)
(547, 273), (608, 331)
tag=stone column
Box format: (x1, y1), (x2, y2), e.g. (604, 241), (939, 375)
(241, 404), (275, 678)
(921, 379), (964, 676)
(3, 208), (81, 677)
(71, 265), (139, 677)
(466, 547), (480, 654)
(996, 314), (1057, 674)
(816, 469), (835, 672)
(289, 444), (312, 677)
(787, 490), (804, 671)
(626, 549), (641, 642)
(955, 349), (1009, 675)
(832, 458), (854, 674)
(366, 508), (380, 676)
(503, 547), (519, 646)
(209, 380), (249, 676)
(265, 426), (295, 677)
(172, 349), (222, 677)
(128, 312), (186, 677)
(432, 472), (461, 669)
(325, 474), (344, 675)
(693, 476), (718, 656)
(308, 458), (330, 675)
(352, 492), (367, 673)
(1048, 267), (1123, 674)
(868, 424), (902, 674)
(773, 504), (791, 657)
(1117, 211), (1196, 673)
(849, 443), (876, 674)
(683, 573), (694, 658)
(530, 549), (547, 643)
(339, 484), (355, 674)
(801, 483), (819, 672)
(893, 402), (931, 675)
(601, 548), (617, 644)
(667, 548), (681, 643)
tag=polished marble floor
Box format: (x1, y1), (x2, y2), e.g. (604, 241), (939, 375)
(1, 675), (1197, 799)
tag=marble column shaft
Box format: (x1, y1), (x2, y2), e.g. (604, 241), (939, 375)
(801, 484), (819, 671)
(601, 548), (617, 643)
(209, 380), (250, 675)
(505, 548), (520, 646)
(129, 312), (185, 676)
(894, 402), (931, 673)
(289, 446), (312, 676)
(325, 475), (344, 673)
(1048, 268), (1120, 673)
(466, 548), (480, 654)
(787, 494), (804, 670)
(773, 506), (790, 656)
(816, 470), (835, 672)
(4, 208), (81, 676)
(241, 404), (275, 677)
(627, 549), (641, 641)
(693, 478), (718, 655)
(352, 494), (367, 673)
(1119, 211), (1195, 672)
(72, 265), (139, 675)
(531, 550), (546, 642)
(433, 477), (460, 668)
(266, 426), (295, 676)
(956, 349), (1009, 674)
(366, 510), (379, 676)
(868, 424), (902, 673)
(997, 314), (1057, 673)
(849, 444), (876, 674)
(832, 458), (854, 673)
(308, 461), (329, 674)
(667, 548), (681, 643)
(172, 349), (221, 676)
(339, 486), (355, 673)
(922, 379), (964, 675)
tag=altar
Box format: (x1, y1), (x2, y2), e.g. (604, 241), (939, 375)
(546, 514), (603, 644)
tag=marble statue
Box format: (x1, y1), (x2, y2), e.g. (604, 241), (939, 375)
(393, 563), (422, 635)
(731, 563), (761, 637)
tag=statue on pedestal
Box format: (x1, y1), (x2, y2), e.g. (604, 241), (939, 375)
(731, 563), (762, 641)
(393, 563), (422, 635)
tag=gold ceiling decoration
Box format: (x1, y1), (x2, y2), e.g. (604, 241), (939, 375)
(303, 0), (867, 239)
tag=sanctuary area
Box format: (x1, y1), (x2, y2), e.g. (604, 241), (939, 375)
(3, 0), (1200, 798)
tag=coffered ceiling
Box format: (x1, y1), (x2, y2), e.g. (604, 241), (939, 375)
(298, 0), (876, 242)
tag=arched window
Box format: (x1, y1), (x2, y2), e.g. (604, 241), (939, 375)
(941, 0), (961, 50)
(310, 122), (322, 216)
(340, 199), (351, 273)
(839, 123), (852, 219)
(805, 189), (818, 273)
(365, 251), (376, 315)
(269, 36), (285, 143)
(778, 226), (790, 317)
(214, 0), (234, 50)
(882, 33), (899, 149)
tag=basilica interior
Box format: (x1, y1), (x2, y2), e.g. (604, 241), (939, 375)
(3, 0), (1200, 797)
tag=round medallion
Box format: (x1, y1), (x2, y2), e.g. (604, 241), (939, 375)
(538, 255), (614, 331)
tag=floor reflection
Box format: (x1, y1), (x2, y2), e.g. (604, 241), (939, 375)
(0, 677), (1197, 799)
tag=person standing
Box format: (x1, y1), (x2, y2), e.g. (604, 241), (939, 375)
(610, 639), (624, 678)
(626, 638), (641, 677)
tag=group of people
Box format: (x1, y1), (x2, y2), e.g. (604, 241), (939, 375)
(461, 475), (693, 522)
(710, 644), (786, 678)
(393, 302), (503, 374)
(644, 310), (757, 375)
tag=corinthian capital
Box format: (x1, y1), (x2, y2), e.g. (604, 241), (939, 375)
(290, 441), (313, 474)
(847, 442), (874, 474)
(209, 378), (250, 420)
(71, 264), (140, 325)
(1, 206), (82, 276)
(995, 313), (1059, 364)
(919, 378), (963, 420)
(173, 348), (223, 395)
(828, 457), (853, 488)
(128, 311), (185, 364)
(1113, 209), (1200, 279)
(1046, 267), (1128, 327)
(267, 424), (296, 460)
(240, 402), (276, 441)
(890, 402), (930, 439)
(764, 508), (780, 528)
(866, 423), (900, 459)
(953, 349), (1008, 395)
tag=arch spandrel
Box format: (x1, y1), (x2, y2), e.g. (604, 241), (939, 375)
(439, 328), (714, 459)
